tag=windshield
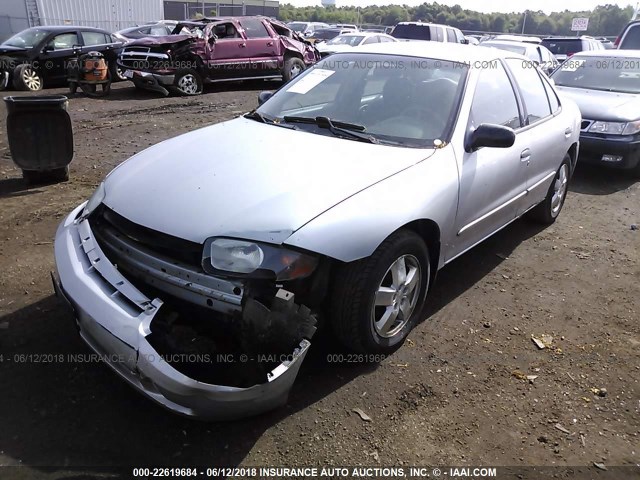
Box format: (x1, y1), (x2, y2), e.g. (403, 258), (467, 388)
(483, 42), (527, 55)
(2, 28), (48, 48)
(327, 35), (364, 46)
(256, 54), (468, 147)
(551, 56), (640, 94)
(541, 39), (582, 55)
(392, 24), (431, 41)
(288, 22), (307, 33)
(314, 29), (340, 40)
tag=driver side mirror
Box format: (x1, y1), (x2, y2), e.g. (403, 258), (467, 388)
(466, 123), (515, 152)
(258, 91), (274, 106)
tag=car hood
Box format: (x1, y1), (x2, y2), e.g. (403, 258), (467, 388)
(0, 45), (28, 55)
(102, 117), (433, 245)
(555, 86), (640, 122)
(316, 43), (357, 53)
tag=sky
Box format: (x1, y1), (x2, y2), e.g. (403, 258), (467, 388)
(283, 0), (638, 14)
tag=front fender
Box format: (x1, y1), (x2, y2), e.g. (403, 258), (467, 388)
(284, 147), (459, 266)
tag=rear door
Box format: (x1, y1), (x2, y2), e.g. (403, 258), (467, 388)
(238, 17), (280, 75)
(79, 30), (119, 66)
(503, 58), (568, 213)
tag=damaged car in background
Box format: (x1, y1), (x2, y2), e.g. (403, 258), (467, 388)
(117, 16), (319, 96)
(53, 42), (580, 419)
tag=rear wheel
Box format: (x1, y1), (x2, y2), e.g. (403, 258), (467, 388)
(282, 57), (305, 83)
(526, 154), (571, 224)
(13, 64), (43, 91)
(330, 230), (430, 354)
(173, 69), (203, 96)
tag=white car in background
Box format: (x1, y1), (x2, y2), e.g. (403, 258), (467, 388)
(316, 32), (397, 56)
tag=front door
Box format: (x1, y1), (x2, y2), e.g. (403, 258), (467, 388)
(40, 31), (80, 83)
(205, 22), (252, 79)
(451, 61), (528, 259)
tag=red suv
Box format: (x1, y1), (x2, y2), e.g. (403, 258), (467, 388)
(118, 16), (319, 96)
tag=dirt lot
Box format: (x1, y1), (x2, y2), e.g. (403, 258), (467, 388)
(0, 81), (638, 479)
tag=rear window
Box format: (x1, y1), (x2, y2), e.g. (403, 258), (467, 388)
(620, 24), (640, 49)
(392, 24), (432, 41)
(541, 39), (583, 55)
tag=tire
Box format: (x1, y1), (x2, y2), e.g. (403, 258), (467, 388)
(0, 70), (9, 91)
(68, 82), (78, 95)
(282, 56), (305, 83)
(330, 230), (430, 354)
(109, 61), (127, 82)
(172, 69), (203, 96)
(526, 154), (571, 224)
(13, 64), (43, 91)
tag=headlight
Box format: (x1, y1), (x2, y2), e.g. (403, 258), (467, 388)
(202, 237), (319, 281)
(81, 181), (105, 218)
(589, 120), (640, 135)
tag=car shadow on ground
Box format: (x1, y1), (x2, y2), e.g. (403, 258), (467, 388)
(569, 163), (637, 195)
(0, 218), (545, 471)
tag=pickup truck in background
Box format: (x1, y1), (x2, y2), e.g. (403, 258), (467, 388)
(118, 16), (319, 96)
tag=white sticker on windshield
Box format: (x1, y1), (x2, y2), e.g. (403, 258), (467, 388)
(286, 69), (335, 94)
(560, 60), (585, 72)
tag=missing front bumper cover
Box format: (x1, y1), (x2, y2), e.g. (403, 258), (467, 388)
(53, 206), (317, 419)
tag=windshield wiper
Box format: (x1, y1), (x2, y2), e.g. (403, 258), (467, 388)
(245, 110), (296, 129)
(282, 116), (378, 144)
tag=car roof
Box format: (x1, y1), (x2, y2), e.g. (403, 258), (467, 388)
(567, 49), (640, 58)
(482, 40), (532, 49)
(24, 26), (108, 33)
(395, 21), (456, 29)
(351, 40), (517, 62)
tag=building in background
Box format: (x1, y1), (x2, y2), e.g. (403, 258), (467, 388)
(320, 0), (336, 6)
(0, 0), (281, 42)
(1, 0), (163, 41)
(163, 0), (279, 20)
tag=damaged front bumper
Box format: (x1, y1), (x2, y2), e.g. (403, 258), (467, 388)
(53, 203), (313, 420)
(124, 70), (174, 96)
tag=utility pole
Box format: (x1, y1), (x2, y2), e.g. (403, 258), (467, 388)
(521, 11), (527, 34)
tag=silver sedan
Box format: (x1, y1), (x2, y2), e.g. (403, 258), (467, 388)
(53, 42), (581, 419)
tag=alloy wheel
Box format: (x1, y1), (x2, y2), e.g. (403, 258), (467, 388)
(551, 163), (569, 216)
(371, 254), (421, 338)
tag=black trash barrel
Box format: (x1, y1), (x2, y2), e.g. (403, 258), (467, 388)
(3, 95), (73, 183)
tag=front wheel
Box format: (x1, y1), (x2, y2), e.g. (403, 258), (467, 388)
(109, 62), (127, 82)
(172, 69), (203, 96)
(0, 70), (9, 91)
(526, 154), (571, 224)
(282, 57), (305, 83)
(330, 230), (430, 354)
(13, 64), (43, 91)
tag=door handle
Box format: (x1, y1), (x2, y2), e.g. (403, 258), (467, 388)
(266, 41), (273, 46)
(239, 43), (246, 48)
(564, 127), (573, 137)
(520, 149), (531, 162)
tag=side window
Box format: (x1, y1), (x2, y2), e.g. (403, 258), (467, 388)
(362, 36), (379, 45)
(505, 58), (552, 124)
(433, 26), (444, 42)
(455, 29), (465, 43)
(240, 18), (270, 39)
(379, 35), (393, 43)
(47, 33), (79, 50)
(213, 22), (241, 40)
(470, 62), (521, 130)
(541, 75), (560, 113)
(446, 28), (456, 43)
(82, 31), (109, 46)
(620, 24), (640, 49)
(150, 26), (168, 36)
